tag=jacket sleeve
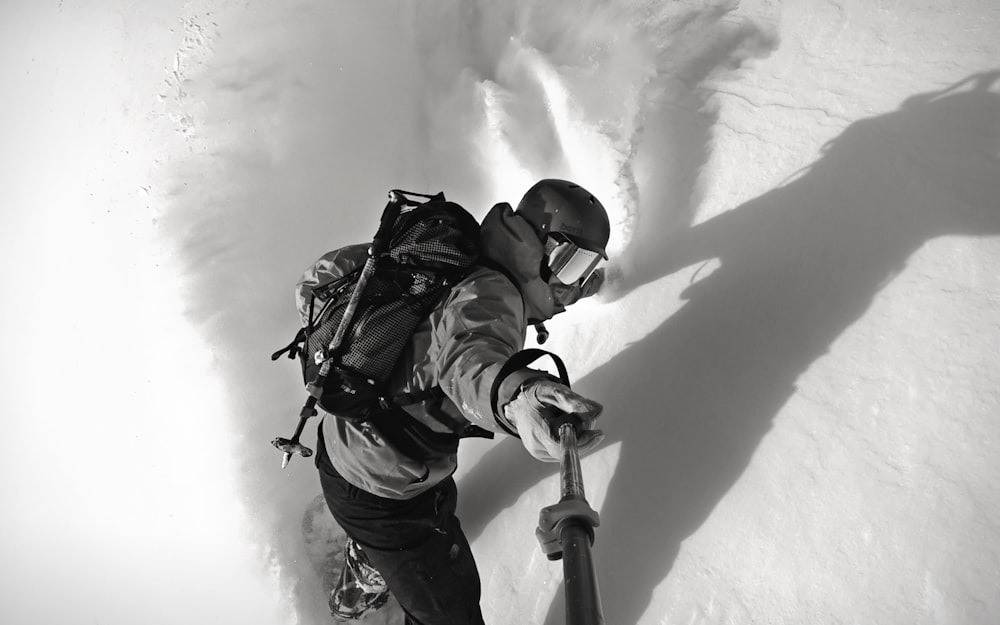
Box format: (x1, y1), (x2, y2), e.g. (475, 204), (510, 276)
(431, 269), (548, 434)
(295, 243), (369, 326)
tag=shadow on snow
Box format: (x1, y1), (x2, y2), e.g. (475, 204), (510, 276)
(459, 71), (1000, 625)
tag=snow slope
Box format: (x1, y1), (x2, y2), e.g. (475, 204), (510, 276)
(2, 1), (998, 624)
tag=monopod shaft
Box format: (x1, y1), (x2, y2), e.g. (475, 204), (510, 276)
(557, 423), (605, 625)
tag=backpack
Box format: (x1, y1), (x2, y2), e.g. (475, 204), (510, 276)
(271, 190), (481, 427)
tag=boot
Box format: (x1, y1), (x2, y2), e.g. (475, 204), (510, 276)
(329, 537), (390, 621)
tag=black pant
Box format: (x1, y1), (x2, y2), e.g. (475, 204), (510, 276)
(315, 430), (485, 625)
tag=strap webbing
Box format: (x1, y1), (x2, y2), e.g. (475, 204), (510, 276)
(489, 349), (571, 438)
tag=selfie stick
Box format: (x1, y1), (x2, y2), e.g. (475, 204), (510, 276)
(537, 419), (605, 625)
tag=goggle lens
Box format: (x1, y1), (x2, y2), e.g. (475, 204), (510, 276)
(546, 236), (602, 285)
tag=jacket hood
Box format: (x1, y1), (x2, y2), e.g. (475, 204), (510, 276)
(479, 202), (564, 324)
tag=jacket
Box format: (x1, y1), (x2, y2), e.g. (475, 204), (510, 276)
(296, 202), (567, 499)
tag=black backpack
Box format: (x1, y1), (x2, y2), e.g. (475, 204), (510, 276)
(272, 190), (481, 428)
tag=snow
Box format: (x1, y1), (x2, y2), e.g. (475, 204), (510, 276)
(2, 1), (998, 624)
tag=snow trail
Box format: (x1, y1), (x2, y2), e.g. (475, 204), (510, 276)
(146, 2), (1000, 625)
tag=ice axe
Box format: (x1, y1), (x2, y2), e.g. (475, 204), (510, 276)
(271, 190), (414, 468)
(272, 409), (314, 469)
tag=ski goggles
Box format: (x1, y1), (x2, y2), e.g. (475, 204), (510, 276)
(544, 233), (603, 285)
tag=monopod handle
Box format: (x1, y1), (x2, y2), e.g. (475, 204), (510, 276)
(558, 422), (586, 500)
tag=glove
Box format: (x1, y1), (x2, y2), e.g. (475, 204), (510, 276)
(503, 378), (604, 462)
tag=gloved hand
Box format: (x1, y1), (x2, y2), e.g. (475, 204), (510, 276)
(503, 378), (604, 462)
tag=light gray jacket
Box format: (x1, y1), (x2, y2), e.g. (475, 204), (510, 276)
(296, 203), (575, 498)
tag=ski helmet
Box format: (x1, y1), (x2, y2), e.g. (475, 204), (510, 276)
(516, 179), (610, 259)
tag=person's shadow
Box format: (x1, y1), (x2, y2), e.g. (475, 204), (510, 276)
(459, 71), (1000, 625)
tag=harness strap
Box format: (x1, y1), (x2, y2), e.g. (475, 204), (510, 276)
(391, 386), (445, 406)
(386, 386), (494, 439)
(367, 407), (459, 460)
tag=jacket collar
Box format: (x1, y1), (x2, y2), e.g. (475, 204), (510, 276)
(479, 202), (565, 324)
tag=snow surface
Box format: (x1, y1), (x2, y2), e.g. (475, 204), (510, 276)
(2, 1), (999, 624)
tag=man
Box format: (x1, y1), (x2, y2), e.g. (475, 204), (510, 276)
(299, 179), (610, 624)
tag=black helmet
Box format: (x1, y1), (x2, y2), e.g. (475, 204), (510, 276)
(516, 179), (610, 259)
